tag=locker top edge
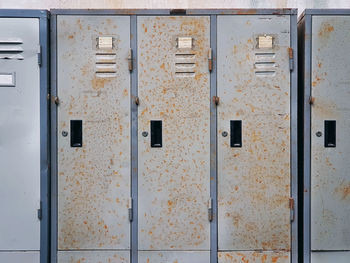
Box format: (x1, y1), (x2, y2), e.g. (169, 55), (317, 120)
(301, 8), (350, 18)
(0, 9), (48, 18)
(50, 8), (297, 16)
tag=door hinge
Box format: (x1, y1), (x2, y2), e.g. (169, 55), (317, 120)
(135, 96), (140, 106)
(213, 96), (220, 106)
(53, 96), (60, 105)
(288, 47), (294, 71)
(128, 49), (133, 72)
(37, 45), (42, 67)
(309, 96), (315, 105)
(208, 198), (213, 222)
(289, 197), (295, 222)
(128, 197), (133, 222)
(37, 201), (42, 220)
(208, 48), (213, 72)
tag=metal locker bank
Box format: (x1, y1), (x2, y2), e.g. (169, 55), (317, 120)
(299, 9), (350, 263)
(0, 9), (49, 263)
(50, 9), (298, 263)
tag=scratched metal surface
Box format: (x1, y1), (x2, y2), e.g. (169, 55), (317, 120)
(218, 251), (290, 263)
(217, 15), (291, 251)
(137, 16), (211, 252)
(57, 16), (131, 250)
(58, 251), (129, 262)
(311, 16), (350, 250)
(138, 251), (210, 263)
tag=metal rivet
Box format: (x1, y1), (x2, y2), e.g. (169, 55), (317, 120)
(316, 131), (322, 137)
(142, 131), (148, 137)
(222, 131), (228, 137)
(62, 131), (68, 137)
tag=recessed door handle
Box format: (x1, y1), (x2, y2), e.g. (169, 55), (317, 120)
(230, 120), (242, 148)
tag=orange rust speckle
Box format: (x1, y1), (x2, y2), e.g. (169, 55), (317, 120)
(335, 182), (350, 200)
(160, 63), (165, 69)
(83, 221), (87, 224)
(318, 22), (334, 38)
(68, 35), (74, 39)
(104, 225), (108, 229)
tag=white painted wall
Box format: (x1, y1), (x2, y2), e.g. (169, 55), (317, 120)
(0, 0), (350, 15)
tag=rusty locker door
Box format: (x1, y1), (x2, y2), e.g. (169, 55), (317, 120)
(57, 16), (131, 262)
(217, 15), (291, 262)
(137, 16), (211, 262)
(310, 16), (350, 262)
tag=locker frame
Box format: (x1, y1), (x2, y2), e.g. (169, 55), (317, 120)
(298, 8), (350, 263)
(50, 9), (298, 263)
(0, 9), (50, 263)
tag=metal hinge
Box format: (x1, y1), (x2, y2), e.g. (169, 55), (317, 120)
(309, 96), (315, 105)
(37, 45), (42, 67)
(53, 96), (59, 105)
(135, 96), (140, 106)
(128, 197), (133, 222)
(288, 47), (294, 71)
(208, 48), (213, 72)
(37, 201), (42, 220)
(128, 49), (133, 72)
(289, 197), (295, 222)
(213, 96), (220, 106)
(208, 198), (213, 222)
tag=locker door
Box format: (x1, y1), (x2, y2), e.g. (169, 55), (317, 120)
(310, 16), (350, 261)
(0, 18), (40, 262)
(217, 15), (291, 262)
(137, 16), (211, 262)
(57, 16), (131, 262)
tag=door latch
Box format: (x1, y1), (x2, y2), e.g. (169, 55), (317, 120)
(208, 48), (213, 72)
(128, 49), (133, 72)
(289, 197), (294, 222)
(128, 197), (133, 222)
(208, 198), (213, 222)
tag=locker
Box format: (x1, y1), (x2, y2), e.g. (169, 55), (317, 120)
(299, 9), (350, 263)
(55, 15), (131, 262)
(137, 15), (211, 262)
(217, 15), (294, 261)
(0, 10), (49, 263)
(51, 9), (298, 263)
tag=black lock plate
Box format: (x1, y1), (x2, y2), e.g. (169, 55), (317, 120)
(230, 120), (242, 148)
(70, 120), (82, 147)
(151, 120), (162, 148)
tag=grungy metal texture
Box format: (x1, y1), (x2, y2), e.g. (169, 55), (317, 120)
(311, 251), (350, 263)
(218, 251), (290, 263)
(0, 18), (40, 252)
(138, 251), (210, 263)
(57, 16), (131, 250)
(217, 15), (291, 251)
(311, 16), (350, 250)
(137, 16), (211, 252)
(58, 251), (129, 263)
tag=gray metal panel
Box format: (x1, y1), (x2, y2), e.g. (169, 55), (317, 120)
(137, 16), (211, 251)
(38, 13), (50, 263)
(210, 14), (218, 263)
(50, 9), (296, 16)
(58, 251), (130, 262)
(138, 251), (210, 263)
(57, 15), (131, 251)
(311, 15), (350, 250)
(0, 251), (40, 262)
(130, 14), (138, 263)
(51, 13), (58, 263)
(300, 13), (313, 263)
(217, 15), (291, 252)
(218, 251), (290, 263)
(0, 18), (41, 251)
(289, 13), (299, 263)
(311, 251), (350, 263)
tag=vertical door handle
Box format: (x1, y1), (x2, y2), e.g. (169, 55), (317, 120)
(151, 120), (162, 148)
(230, 120), (242, 148)
(324, 120), (336, 147)
(70, 120), (82, 147)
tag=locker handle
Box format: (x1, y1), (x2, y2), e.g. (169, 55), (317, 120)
(151, 120), (162, 148)
(230, 120), (242, 148)
(70, 120), (83, 147)
(324, 120), (336, 148)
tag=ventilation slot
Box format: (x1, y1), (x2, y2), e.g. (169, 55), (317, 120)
(0, 38), (24, 60)
(95, 52), (117, 78)
(255, 71), (276, 77)
(254, 52), (276, 77)
(175, 53), (196, 78)
(255, 52), (276, 60)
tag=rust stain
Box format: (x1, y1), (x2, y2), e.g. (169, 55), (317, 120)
(335, 182), (350, 201)
(318, 22), (334, 38)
